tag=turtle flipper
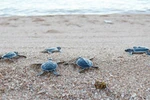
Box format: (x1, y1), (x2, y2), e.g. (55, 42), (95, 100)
(30, 63), (42, 71)
(53, 70), (61, 76)
(37, 71), (44, 76)
(18, 55), (27, 58)
(63, 61), (75, 65)
(92, 66), (99, 69)
(57, 61), (65, 64)
(41, 50), (48, 53)
(79, 68), (87, 73)
(89, 57), (95, 61)
(63, 62), (69, 65)
(129, 51), (133, 55)
(146, 50), (150, 55)
(30, 63), (42, 67)
(48, 51), (53, 54)
(72, 63), (76, 66)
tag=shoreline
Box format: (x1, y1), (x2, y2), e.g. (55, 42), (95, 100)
(0, 13), (150, 18)
(0, 14), (150, 99)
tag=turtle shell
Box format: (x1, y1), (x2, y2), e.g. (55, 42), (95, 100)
(76, 57), (93, 69)
(46, 47), (61, 53)
(2, 52), (18, 59)
(41, 60), (58, 72)
(133, 46), (149, 52)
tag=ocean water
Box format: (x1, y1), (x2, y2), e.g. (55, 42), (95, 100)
(0, 0), (150, 16)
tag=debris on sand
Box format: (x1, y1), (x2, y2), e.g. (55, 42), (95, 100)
(104, 20), (113, 24)
(94, 81), (107, 89)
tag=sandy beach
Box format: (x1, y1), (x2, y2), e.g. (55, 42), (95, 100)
(0, 14), (150, 99)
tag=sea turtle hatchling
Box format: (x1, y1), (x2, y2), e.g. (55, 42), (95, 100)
(64, 57), (98, 73)
(125, 46), (150, 55)
(31, 59), (64, 76)
(41, 47), (61, 54)
(0, 51), (26, 60)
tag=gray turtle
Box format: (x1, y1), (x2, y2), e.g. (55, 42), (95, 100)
(41, 47), (61, 54)
(31, 59), (64, 76)
(65, 57), (98, 73)
(125, 46), (150, 55)
(0, 51), (26, 60)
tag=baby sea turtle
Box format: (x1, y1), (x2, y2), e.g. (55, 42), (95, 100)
(41, 47), (61, 54)
(65, 57), (98, 73)
(125, 46), (150, 55)
(32, 59), (63, 76)
(0, 51), (26, 60)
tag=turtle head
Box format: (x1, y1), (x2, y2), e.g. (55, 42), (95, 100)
(57, 47), (61, 50)
(76, 57), (82, 60)
(125, 49), (133, 52)
(48, 58), (53, 61)
(14, 51), (18, 55)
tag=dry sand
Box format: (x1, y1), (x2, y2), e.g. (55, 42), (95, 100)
(0, 14), (150, 100)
